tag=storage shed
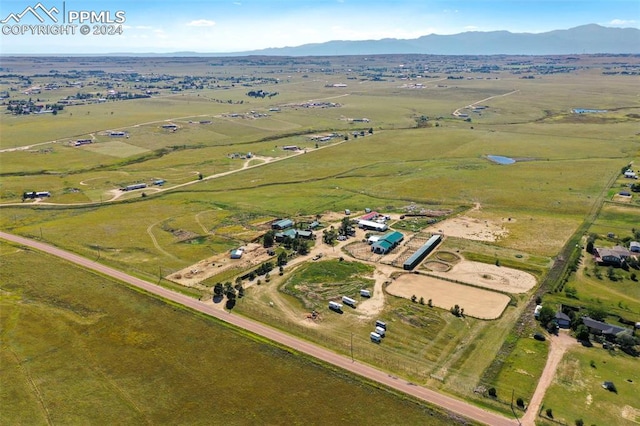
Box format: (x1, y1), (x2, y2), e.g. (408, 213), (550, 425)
(272, 219), (294, 230)
(358, 220), (388, 232)
(403, 234), (442, 270)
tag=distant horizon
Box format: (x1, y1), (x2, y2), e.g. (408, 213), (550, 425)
(0, 0), (638, 54)
(0, 24), (638, 57)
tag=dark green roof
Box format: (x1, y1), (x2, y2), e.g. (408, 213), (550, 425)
(381, 231), (403, 245)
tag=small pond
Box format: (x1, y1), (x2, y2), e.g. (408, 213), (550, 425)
(487, 155), (516, 165)
(572, 108), (608, 114)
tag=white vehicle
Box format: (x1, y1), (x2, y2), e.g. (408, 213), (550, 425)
(329, 301), (343, 311)
(342, 296), (357, 307)
(370, 332), (382, 343)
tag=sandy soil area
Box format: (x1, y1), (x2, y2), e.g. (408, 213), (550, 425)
(427, 260), (536, 294)
(426, 216), (507, 242)
(169, 243), (272, 287)
(386, 274), (511, 320)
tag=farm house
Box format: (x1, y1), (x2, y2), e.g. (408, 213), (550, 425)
(403, 234), (442, 270)
(360, 211), (378, 221)
(371, 231), (404, 254)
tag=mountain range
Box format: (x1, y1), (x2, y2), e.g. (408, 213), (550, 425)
(232, 24), (639, 56)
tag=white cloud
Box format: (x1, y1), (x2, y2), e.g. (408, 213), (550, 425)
(187, 19), (216, 27)
(464, 26), (479, 31)
(607, 19), (636, 26)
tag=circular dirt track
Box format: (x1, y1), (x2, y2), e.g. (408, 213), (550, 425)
(423, 260), (450, 272)
(429, 260), (536, 294)
(387, 274), (511, 320)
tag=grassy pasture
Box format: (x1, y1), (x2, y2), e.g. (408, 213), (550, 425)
(2, 55), (640, 422)
(282, 259), (375, 309)
(237, 281), (524, 415)
(0, 241), (461, 425)
(539, 345), (639, 426)
(490, 335), (550, 407)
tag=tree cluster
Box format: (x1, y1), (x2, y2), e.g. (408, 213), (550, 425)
(246, 89), (278, 98)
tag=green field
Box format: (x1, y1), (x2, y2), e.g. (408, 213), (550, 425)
(1, 54), (639, 422)
(0, 241), (464, 425)
(539, 345), (639, 425)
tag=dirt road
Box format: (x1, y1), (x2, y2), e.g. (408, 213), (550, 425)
(521, 331), (577, 425)
(1, 230), (516, 426)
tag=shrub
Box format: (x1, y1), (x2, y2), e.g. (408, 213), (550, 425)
(450, 304), (461, 317)
(575, 419), (584, 426)
(516, 397), (524, 409)
(546, 408), (553, 419)
(488, 387), (497, 398)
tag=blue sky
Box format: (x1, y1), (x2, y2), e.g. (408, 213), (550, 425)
(1, 0), (638, 53)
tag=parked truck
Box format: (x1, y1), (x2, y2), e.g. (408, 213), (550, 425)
(342, 296), (357, 307)
(328, 301), (343, 312)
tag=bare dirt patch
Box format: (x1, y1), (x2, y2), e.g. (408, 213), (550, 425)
(169, 243), (273, 287)
(423, 261), (450, 272)
(386, 274), (510, 319)
(426, 216), (507, 242)
(428, 260), (537, 294)
(612, 194), (633, 203)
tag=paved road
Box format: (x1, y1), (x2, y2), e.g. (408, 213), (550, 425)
(1, 231), (516, 426)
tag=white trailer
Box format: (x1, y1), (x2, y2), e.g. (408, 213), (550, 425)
(375, 326), (386, 337)
(375, 320), (387, 330)
(358, 219), (388, 232)
(342, 296), (357, 307)
(534, 305), (542, 318)
(370, 332), (382, 343)
(360, 289), (371, 298)
(328, 301), (343, 311)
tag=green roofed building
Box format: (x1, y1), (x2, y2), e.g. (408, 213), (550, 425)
(272, 219), (294, 230)
(371, 231), (404, 254)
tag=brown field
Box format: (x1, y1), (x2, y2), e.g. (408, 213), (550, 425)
(426, 216), (508, 242)
(386, 273), (511, 319)
(426, 260), (537, 294)
(169, 243), (273, 287)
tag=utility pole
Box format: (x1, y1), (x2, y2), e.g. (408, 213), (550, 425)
(511, 389), (521, 425)
(350, 332), (354, 362)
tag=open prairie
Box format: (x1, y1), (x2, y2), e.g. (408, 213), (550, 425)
(0, 240), (459, 425)
(2, 54), (639, 421)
